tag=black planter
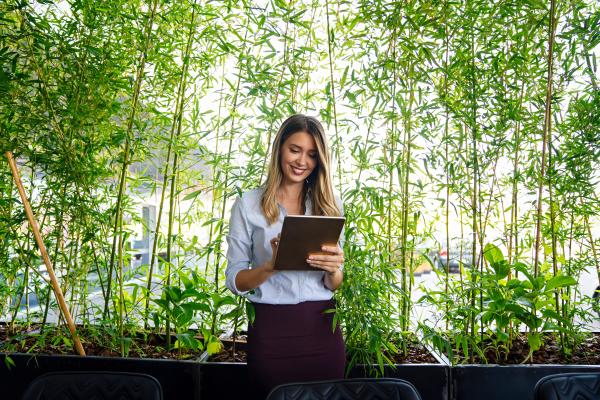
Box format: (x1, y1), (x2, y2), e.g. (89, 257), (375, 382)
(1, 353), (202, 400)
(198, 361), (449, 400)
(199, 361), (254, 399)
(13, 353), (600, 400)
(451, 364), (600, 400)
(349, 363), (449, 400)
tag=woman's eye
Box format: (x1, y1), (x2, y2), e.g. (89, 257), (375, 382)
(309, 153), (317, 159)
(290, 149), (299, 153)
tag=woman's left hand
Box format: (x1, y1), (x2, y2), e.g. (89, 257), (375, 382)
(307, 245), (344, 275)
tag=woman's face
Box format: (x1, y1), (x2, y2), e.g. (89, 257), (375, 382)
(279, 131), (318, 185)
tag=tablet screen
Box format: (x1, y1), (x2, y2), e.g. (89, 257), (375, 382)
(273, 215), (345, 271)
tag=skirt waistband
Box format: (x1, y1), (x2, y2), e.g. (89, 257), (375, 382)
(249, 299), (337, 339)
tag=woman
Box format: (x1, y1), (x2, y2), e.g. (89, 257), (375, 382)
(225, 114), (346, 398)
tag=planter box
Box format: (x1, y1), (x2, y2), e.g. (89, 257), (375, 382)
(349, 363), (449, 400)
(198, 361), (449, 400)
(13, 353), (600, 400)
(451, 364), (600, 400)
(200, 337), (449, 399)
(1, 353), (202, 400)
(199, 361), (255, 399)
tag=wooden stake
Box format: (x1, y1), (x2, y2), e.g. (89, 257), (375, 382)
(5, 151), (86, 356)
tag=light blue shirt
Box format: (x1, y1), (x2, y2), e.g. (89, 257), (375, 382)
(225, 187), (343, 304)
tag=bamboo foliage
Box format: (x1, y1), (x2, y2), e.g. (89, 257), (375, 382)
(0, 0), (598, 366)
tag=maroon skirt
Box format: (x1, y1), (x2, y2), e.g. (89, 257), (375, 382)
(247, 299), (346, 398)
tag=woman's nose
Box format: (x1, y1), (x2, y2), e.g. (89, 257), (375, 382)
(297, 153), (308, 165)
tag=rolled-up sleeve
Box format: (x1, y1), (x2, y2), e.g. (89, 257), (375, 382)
(225, 197), (252, 296)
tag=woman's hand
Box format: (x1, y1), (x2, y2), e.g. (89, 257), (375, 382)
(267, 234), (281, 272)
(235, 234), (279, 292)
(307, 245), (344, 275)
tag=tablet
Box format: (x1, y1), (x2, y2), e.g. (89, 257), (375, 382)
(273, 215), (345, 271)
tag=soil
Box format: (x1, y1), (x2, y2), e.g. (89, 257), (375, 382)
(386, 342), (438, 364)
(5, 324), (596, 365)
(209, 335), (438, 364)
(0, 324), (437, 364)
(0, 324), (206, 360)
(450, 332), (600, 365)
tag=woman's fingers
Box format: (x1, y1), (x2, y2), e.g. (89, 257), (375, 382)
(306, 261), (338, 273)
(321, 245), (343, 255)
(308, 245), (344, 273)
(307, 255), (342, 267)
(307, 261), (339, 269)
(307, 253), (343, 263)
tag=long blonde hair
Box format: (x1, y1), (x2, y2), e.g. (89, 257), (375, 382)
(261, 114), (340, 224)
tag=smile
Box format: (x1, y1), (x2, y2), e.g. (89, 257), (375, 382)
(291, 166), (306, 175)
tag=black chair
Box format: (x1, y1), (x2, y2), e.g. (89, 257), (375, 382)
(266, 378), (422, 400)
(22, 371), (163, 400)
(534, 372), (600, 400)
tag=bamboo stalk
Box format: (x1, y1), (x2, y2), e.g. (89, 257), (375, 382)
(325, 0), (342, 193)
(507, 16), (531, 272)
(165, 1), (199, 346)
(400, 65), (415, 337)
(204, 60), (227, 277)
(213, 22), (251, 294)
(303, 1), (319, 110)
(104, 0), (160, 319)
(507, 79), (525, 267)
(467, 0), (480, 359)
(259, 16), (291, 184)
(443, 0), (451, 332)
(547, 146), (563, 350)
(533, 0), (557, 278)
(41, 185), (67, 333)
(144, 0), (197, 330)
(166, 112), (182, 349)
(563, 211), (575, 351)
(583, 211), (600, 287)
(118, 214), (125, 356)
(293, 0), (317, 109)
(386, 25), (398, 332)
(5, 151), (85, 356)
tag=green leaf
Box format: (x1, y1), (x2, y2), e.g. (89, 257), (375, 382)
(527, 332), (542, 352)
(491, 261), (510, 280)
(165, 287), (183, 303)
(183, 302), (211, 313)
(545, 275), (577, 291)
(179, 272), (194, 290)
(121, 337), (132, 357)
(246, 301), (255, 325)
(214, 294), (237, 309)
(274, 0), (289, 10)
(206, 337), (223, 355)
(483, 243), (504, 265)
(175, 333), (201, 351)
(3, 356), (15, 371)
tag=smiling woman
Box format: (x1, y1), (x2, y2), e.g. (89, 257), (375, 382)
(224, 114), (346, 397)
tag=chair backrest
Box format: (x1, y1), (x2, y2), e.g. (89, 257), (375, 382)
(534, 372), (600, 400)
(22, 371), (163, 400)
(266, 378), (422, 400)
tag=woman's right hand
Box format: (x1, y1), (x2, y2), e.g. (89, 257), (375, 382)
(267, 234), (281, 271)
(235, 233), (280, 292)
